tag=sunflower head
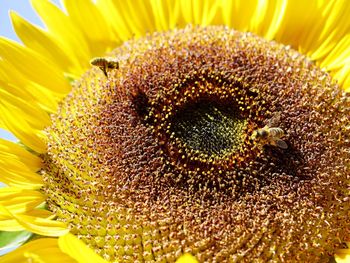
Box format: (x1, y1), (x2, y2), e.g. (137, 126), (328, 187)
(1, 1), (350, 262)
(41, 26), (350, 262)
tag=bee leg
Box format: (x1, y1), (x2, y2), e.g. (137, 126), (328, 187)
(99, 66), (108, 77)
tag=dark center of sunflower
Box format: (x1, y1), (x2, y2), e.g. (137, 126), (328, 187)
(171, 100), (245, 157)
(144, 76), (256, 171)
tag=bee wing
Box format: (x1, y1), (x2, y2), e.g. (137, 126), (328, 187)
(265, 112), (281, 127)
(275, 139), (288, 149)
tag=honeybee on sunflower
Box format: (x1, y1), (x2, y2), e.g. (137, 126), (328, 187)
(0, 1), (349, 263)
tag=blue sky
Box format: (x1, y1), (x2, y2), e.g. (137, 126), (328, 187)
(0, 0), (61, 141)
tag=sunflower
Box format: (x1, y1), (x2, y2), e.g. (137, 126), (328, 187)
(0, 0), (350, 262)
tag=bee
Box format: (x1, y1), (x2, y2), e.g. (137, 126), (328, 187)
(252, 112), (288, 149)
(90, 57), (119, 77)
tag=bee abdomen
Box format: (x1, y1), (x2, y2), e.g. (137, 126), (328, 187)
(269, 127), (284, 137)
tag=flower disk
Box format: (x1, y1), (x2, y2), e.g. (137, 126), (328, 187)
(43, 26), (350, 262)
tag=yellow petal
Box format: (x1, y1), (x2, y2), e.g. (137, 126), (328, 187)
(273, 0), (350, 85)
(0, 37), (71, 94)
(0, 238), (76, 263)
(180, 0), (221, 26)
(0, 69), (37, 105)
(0, 209), (54, 221)
(14, 214), (68, 237)
(0, 218), (26, 231)
(319, 34), (350, 71)
(252, 0), (288, 40)
(273, 1), (331, 52)
(96, 0), (154, 40)
(0, 102), (46, 153)
(58, 233), (108, 263)
(0, 188), (45, 214)
(0, 220), (27, 232)
(149, 0), (181, 31)
(0, 62), (60, 114)
(309, 0), (350, 61)
(31, 0), (91, 70)
(0, 208), (53, 231)
(0, 138), (42, 171)
(334, 64), (350, 91)
(95, 0), (131, 41)
(10, 10), (83, 78)
(0, 86), (51, 130)
(24, 209), (55, 219)
(219, 0), (259, 31)
(63, 0), (116, 56)
(0, 205), (68, 237)
(0, 166), (43, 189)
(118, 0), (156, 36)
